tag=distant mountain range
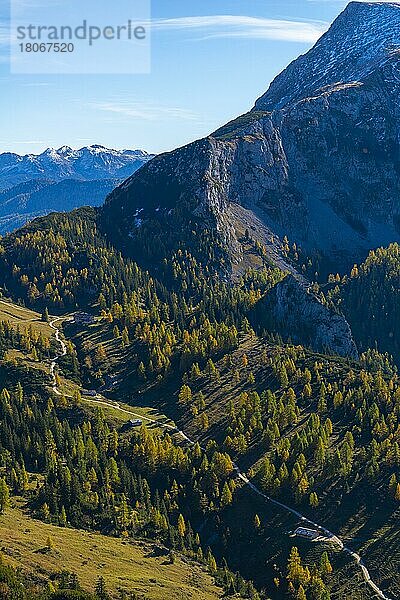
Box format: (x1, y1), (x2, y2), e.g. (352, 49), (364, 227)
(0, 145), (154, 234)
(0, 145), (153, 191)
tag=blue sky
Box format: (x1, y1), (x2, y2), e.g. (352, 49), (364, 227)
(0, 0), (370, 155)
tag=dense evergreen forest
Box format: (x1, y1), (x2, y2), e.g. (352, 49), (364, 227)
(0, 370), (260, 598)
(0, 209), (399, 599)
(327, 243), (400, 365)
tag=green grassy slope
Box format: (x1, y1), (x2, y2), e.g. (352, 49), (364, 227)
(1, 501), (222, 600)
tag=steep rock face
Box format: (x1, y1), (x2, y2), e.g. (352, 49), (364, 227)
(255, 275), (358, 359)
(102, 2), (400, 272)
(102, 113), (298, 265)
(102, 137), (243, 261)
(267, 64), (400, 261)
(255, 1), (400, 110)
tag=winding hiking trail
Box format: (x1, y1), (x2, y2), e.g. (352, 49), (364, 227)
(48, 316), (394, 600)
(49, 317), (68, 394)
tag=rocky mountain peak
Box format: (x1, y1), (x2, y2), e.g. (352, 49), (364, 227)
(57, 145), (74, 155)
(101, 0), (400, 335)
(254, 1), (400, 111)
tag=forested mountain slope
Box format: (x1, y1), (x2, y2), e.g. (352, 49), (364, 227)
(0, 2), (399, 599)
(0, 204), (398, 598)
(327, 243), (400, 365)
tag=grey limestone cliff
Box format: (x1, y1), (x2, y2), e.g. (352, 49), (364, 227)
(257, 275), (358, 358)
(101, 2), (400, 358)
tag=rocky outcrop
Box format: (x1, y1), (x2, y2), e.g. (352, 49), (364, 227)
(99, 2), (400, 360)
(255, 275), (358, 359)
(102, 2), (400, 273)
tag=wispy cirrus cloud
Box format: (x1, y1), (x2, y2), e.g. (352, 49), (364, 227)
(20, 82), (53, 87)
(0, 140), (51, 152)
(11, 140), (48, 144)
(151, 15), (328, 44)
(90, 101), (199, 122)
